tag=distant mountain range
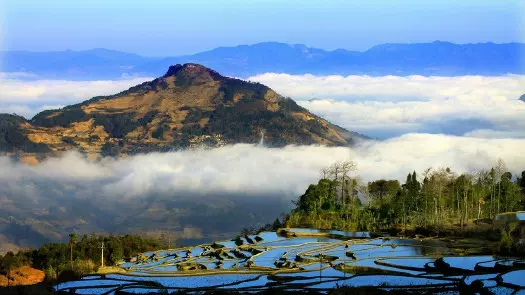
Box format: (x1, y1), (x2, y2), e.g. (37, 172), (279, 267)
(2, 41), (524, 79)
(0, 63), (364, 162)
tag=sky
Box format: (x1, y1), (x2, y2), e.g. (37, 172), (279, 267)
(2, 0), (525, 56)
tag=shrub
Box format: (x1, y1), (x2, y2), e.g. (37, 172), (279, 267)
(73, 259), (96, 277)
(498, 229), (513, 253)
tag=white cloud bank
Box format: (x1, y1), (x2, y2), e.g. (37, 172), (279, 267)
(0, 75), (151, 118)
(249, 74), (525, 138)
(1, 73), (523, 139)
(3, 135), (524, 202)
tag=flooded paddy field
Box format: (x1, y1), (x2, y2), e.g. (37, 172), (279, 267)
(55, 228), (525, 294)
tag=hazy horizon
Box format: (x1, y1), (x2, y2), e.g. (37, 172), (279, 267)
(3, 40), (525, 56)
(2, 0), (524, 56)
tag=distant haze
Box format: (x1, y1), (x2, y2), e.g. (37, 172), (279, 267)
(2, 1), (524, 56)
(1, 42), (523, 79)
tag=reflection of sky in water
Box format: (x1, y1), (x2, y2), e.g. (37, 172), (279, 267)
(309, 275), (453, 289)
(260, 237), (341, 246)
(189, 247), (204, 257)
(252, 248), (288, 267)
(75, 287), (117, 294)
(54, 229), (525, 293)
(285, 228), (370, 238)
(442, 256), (494, 271)
(463, 274), (498, 286)
(105, 274), (260, 288)
(376, 257), (433, 269)
(152, 265), (179, 272)
(219, 276), (270, 289)
(501, 270), (525, 287)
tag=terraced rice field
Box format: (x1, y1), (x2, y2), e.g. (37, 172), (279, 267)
(55, 228), (525, 294)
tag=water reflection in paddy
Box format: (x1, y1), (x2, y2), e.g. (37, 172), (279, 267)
(55, 228), (525, 294)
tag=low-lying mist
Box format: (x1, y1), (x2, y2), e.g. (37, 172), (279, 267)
(1, 134), (524, 252)
(4, 134), (525, 200)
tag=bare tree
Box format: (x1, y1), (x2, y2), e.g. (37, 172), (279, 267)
(328, 162), (341, 205)
(458, 173), (473, 228)
(320, 167), (330, 180)
(340, 161), (357, 206)
(430, 168), (449, 225)
(494, 158), (507, 214)
(69, 233), (77, 270)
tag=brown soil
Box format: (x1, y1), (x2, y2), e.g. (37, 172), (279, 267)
(0, 266), (45, 287)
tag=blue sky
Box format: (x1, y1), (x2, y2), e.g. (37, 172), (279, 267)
(1, 0), (524, 56)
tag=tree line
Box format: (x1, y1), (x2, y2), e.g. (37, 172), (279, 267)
(286, 160), (525, 253)
(0, 234), (163, 284)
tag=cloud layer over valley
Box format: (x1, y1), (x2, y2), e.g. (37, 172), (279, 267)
(3, 136), (524, 203)
(3, 136), (525, 200)
(1, 73), (524, 250)
(249, 74), (525, 139)
(1, 136), (524, 251)
(1, 135), (524, 248)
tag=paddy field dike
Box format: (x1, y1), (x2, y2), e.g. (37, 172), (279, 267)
(55, 228), (525, 294)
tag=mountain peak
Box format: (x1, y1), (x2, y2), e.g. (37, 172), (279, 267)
(163, 63), (223, 80)
(3, 64), (364, 158)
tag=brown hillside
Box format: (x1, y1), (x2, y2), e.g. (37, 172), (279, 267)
(1, 64), (365, 160)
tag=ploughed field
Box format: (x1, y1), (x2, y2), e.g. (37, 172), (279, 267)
(56, 228), (525, 294)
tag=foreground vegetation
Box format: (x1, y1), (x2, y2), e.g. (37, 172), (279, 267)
(285, 160), (525, 255)
(0, 234), (163, 287)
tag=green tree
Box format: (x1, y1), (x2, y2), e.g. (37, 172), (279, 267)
(69, 233), (78, 269)
(108, 240), (124, 265)
(271, 218), (282, 230)
(368, 179), (400, 202)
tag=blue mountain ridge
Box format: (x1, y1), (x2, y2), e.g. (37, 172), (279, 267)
(1, 41), (524, 80)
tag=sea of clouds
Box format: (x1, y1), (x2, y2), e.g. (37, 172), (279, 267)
(249, 74), (525, 139)
(0, 73), (524, 200)
(2, 73), (524, 140)
(1, 136), (524, 203)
